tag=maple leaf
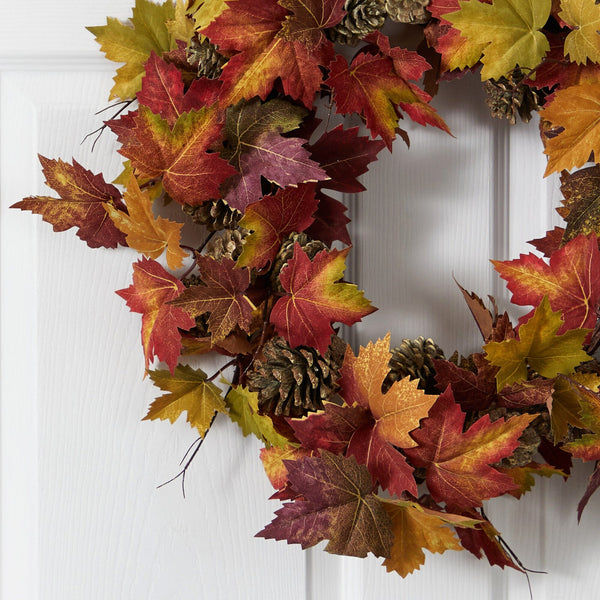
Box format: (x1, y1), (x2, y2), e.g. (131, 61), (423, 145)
(561, 381), (600, 461)
(187, 0), (229, 30)
(382, 501), (478, 577)
(492, 234), (600, 334)
(225, 384), (290, 448)
(577, 465), (600, 521)
(166, 0), (195, 44)
(528, 226), (565, 258)
(306, 125), (386, 194)
(559, 166), (600, 243)
(305, 192), (351, 247)
(405, 387), (536, 507)
(220, 98), (327, 211)
(203, 0), (334, 108)
(169, 256), (255, 341)
(456, 514), (523, 570)
(260, 445), (314, 496)
(12, 156), (127, 249)
(484, 297), (590, 390)
(111, 105), (236, 206)
(104, 174), (187, 269)
(270, 244), (376, 353)
(144, 364), (226, 437)
(319, 335), (436, 497)
(540, 81), (600, 176)
(137, 52), (221, 126)
(279, 0), (346, 49)
(326, 48), (447, 150)
(256, 451), (394, 558)
(498, 462), (567, 498)
(456, 282), (494, 341)
(87, 0), (178, 100)
(433, 356), (497, 411)
(117, 257), (195, 372)
(290, 401), (372, 455)
(237, 184), (318, 269)
(525, 34), (600, 98)
(426, 0), (488, 72)
(550, 373), (597, 442)
(560, 0), (600, 64)
(444, 0), (551, 80)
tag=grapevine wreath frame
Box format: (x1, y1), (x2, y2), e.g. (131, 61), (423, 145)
(13, 0), (600, 581)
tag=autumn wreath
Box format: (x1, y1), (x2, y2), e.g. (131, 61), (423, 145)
(13, 0), (600, 579)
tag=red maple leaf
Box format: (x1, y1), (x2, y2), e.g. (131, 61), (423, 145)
(528, 227), (565, 258)
(290, 402), (372, 455)
(116, 257), (194, 372)
(109, 105), (236, 206)
(270, 244), (376, 353)
(169, 256), (255, 341)
(137, 52), (221, 126)
(305, 191), (351, 246)
(237, 183), (318, 269)
(326, 47), (448, 149)
(405, 387), (535, 507)
(203, 0), (340, 108)
(455, 510), (523, 571)
(256, 451), (393, 558)
(306, 125), (385, 193)
(493, 233), (600, 333)
(13, 156), (127, 249)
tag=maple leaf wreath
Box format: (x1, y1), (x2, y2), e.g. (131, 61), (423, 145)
(13, 0), (600, 581)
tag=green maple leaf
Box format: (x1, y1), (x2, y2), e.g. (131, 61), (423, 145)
(88, 0), (178, 100)
(484, 297), (589, 390)
(445, 0), (551, 80)
(225, 384), (290, 448)
(145, 365), (227, 438)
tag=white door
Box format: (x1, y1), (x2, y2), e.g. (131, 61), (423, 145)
(2, 2), (600, 599)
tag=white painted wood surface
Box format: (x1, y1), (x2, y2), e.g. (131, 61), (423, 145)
(2, 2), (600, 599)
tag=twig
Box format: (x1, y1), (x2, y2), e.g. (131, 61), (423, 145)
(157, 412), (218, 498)
(81, 99), (135, 151)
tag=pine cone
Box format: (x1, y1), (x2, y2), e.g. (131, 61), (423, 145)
(205, 228), (248, 261)
(329, 0), (386, 46)
(248, 336), (345, 417)
(483, 70), (544, 125)
(187, 35), (227, 80)
(182, 199), (242, 231)
(385, 0), (430, 24)
(271, 232), (327, 292)
(383, 336), (445, 394)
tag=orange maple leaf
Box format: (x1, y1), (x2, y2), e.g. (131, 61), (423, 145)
(540, 81), (600, 175)
(104, 174), (188, 269)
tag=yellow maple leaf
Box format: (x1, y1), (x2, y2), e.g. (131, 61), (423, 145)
(145, 365), (227, 437)
(550, 373), (600, 442)
(166, 0), (196, 44)
(104, 174), (187, 269)
(540, 80), (600, 175)
(445, 0), (551, 80)
(484, 297), (590, 390)
(88, 0), (177, 100)
(224, 383), (290, 448)
(560, 0), (600, 64)
(382, 501), (479, 577)
(187, 0), (231, 31)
